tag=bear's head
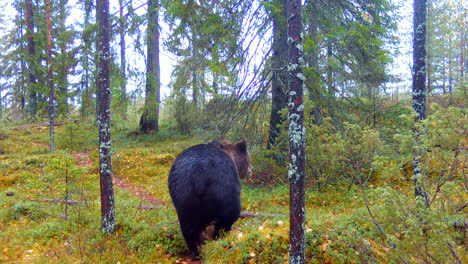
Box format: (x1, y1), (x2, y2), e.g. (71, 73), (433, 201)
(219, 139), (253, 179)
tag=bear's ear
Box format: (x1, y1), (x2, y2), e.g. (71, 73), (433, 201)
(237, 139), (247, 152)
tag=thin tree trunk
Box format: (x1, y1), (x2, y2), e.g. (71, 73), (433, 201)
(139, 0), (160, 134)
(305, 8), (321, 125)
(326, 40), (333, 98)
(461, 32), (465, 96)
(448, 37), (453, 95)
(25, 0), (37, 120)
(192, 66), (198, 106)
(46, 0), (55, 153)
(267, 0), (288, 148)
(96, 0), (115, 234)
(19, 9), (26, 118)
(412, 0), (429, 206)
(412, 0), (427, 121)
(57, 0), (69, 116)
(287, 0), (306, 263)
(427, 54), (431, 110)
(442, 58), (446, 94)
(426, 5), (431, 110)
(81, 0), (93, 120)
(119, 0), (127, 112)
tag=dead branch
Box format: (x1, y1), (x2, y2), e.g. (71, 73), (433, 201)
(35, 198), (162, 211)
(139, 204), (161, 210)
(447, 242), (462, 264)
(34, 196), (284, 217)
(35, 198), (84, 205)
(8, 121), (66, 130)
(240, 211), (287, 218)
(453, 221), (468, 229)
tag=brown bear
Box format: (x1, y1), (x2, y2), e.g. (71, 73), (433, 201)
(168, 140), (253, 259)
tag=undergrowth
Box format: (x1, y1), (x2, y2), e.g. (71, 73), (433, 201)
(0, 100), (467, 263)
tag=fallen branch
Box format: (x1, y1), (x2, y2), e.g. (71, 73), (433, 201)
(139, 204), (160, 210)
(8, 121), (66, 130)
(35, 198), (84, 205)
(35, 198), (161, 210)
(240, 211), (287, 218)
(34, 197), (282, 217)
(453, 221), (468, 229)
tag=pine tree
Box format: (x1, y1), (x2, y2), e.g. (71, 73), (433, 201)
(302, 0), (397, 124)
(25, 0), (37, 120)
(287, 0), (306, 262)
(79, 0), (95, 120)
(119, 0), (127, 115)
(46, 0), (55, 152)
(268, 0), (288, 148)
(139, 0), (160, 134)
(96, 0), (115, 234)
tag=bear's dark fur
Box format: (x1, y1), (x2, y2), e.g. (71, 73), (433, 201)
(168, 140), (253, 258)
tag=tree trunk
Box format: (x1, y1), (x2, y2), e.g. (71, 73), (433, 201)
(267, 0), (288, 148)
(96, 0), (115, 234)
(56, 0), (69, 116)
(326, 40), (333, 98)
(140, 0), (160, 134)
(46, 0), (55, 153)
(19, 9), (26, 118)
(448, 37), (453, 95)
(80, 0), (93, 120)
(192, 66), (198, 106)
(287, 0), (306, 263)
(426, 5), (431, 110)
(442, 58), (446, 94)
(305, 9), (321, 125)
(412, 0), (429, 205)
(461, 31), (465, 96)
(412, 0), (427, 121)
(25, 0), (37, 120)
(119, 0), (127, 112)
(427, 55), (431, 110)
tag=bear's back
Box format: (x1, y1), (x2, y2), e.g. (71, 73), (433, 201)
(168, 143), (240, 205)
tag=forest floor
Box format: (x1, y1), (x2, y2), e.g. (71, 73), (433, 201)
(72, 151), (165, 209)
(0, 117), (466, 263)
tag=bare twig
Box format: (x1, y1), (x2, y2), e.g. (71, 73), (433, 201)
(429, 148), (460, 207)
(455, 202), (468, 213)
(133, 199), (143, 218)
(425, 242), (442, 264)
(447, 242), (462, 264)
(357, 173), (409, 263)
(358, 178), (396, 248)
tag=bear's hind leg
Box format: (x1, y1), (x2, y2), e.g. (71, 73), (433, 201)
(179, 220), (202, 259)
(213, 219), (235, 240)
